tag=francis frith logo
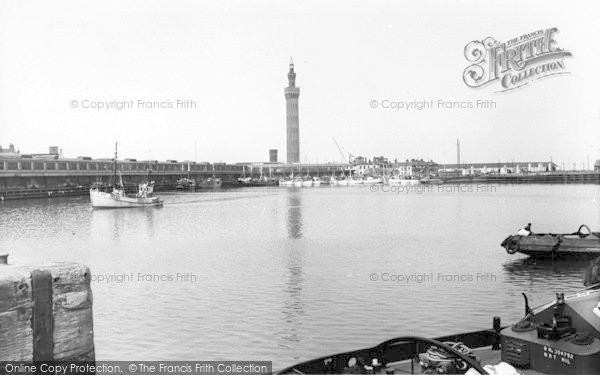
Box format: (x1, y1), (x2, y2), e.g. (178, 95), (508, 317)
(463, 28), (572, 92)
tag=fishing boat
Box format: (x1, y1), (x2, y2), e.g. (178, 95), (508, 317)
(197, 177), (221, 189)
(175, 177), (196, 190)
(238, 176), (252, 185)
(347, 176), (363, 185)
(501, 224), (600, 257)
(388, 176), (421, 186)
(198, 164), (222, 188)
(293, 177), (303, 187)
(90, 143), (163, 208)
(336, 176), (348, 186)
(278, 267), (600, 375)
(176, 162), (197, 190)
(279, 178), (294, 187)
(301, 177), (313, 187)
(363, 176), (383, 184)
(420, 176), (444, 185)
(329, 174), (338, 186)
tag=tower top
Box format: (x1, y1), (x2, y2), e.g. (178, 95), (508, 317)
(287, 58), (296, 87)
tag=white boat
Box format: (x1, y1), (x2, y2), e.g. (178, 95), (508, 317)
(312, 177), (321, 187)
(90, 143), (163, 208)
(301, 178), (313, 187)
(279, 178), (294, 187)
(363, 176), (382, 184)
(90, 181), (163, 208)
(347, 177), (363, 185)
(388, 176), (421, 186)
(329, 176), (338, 186)
(293, 178), (303, 187)
(336, 177), (348, 186)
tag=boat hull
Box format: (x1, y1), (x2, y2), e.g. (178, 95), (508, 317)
(388, 178), (421, 186)
(501, 233), (600, 257)
(347, 179), (363, 185)
(90, 190), (163, 208)
(197, 178), (222, 189)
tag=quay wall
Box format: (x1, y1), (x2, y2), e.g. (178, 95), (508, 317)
(0, 158), (351, 199)
(444, 172), (600, 184)
(1, 155), (598, 200)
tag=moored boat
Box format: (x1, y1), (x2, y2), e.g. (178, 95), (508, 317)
(420, 176), (444, 185)
(197, 177), (222, 189)
(363, 176), (382, 184)
(237, 176), (252, 185)
(175, 177), (196, 190)
(336, 176), (348, 186)
(347, 176), (363, 185)
(312, 177), (321, 187)
(501, 224), (600, 257)
(301, 178), (313, 187)
(388, 176), (421, 186)
(278, 270), (600, 375)
(279, 178), (294, 187)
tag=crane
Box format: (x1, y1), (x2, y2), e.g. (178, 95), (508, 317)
(331, 137), (351, 164)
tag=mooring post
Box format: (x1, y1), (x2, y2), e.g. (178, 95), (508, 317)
(0, 260), (95, 362)
(492, 316), (501, 350)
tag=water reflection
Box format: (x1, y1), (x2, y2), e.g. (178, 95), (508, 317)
(502, 257), (591, 289)
(286, 191), (303, 239)
(89, 207), (158, 241)
(278, 248), (305, 349)
(145, 208), (156, 238)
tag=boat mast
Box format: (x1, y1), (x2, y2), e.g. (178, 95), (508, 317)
(113, 142), (118, 187)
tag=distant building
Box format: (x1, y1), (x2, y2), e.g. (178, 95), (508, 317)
(351, 155), (396, 176)
(595, 160), (600, 172)
(0, 143), (19, 158)
(439, 161), (557, 176)
(396, 159), (439, 178)
(372, 156), (392, 168)
(269, 149), (278, 163)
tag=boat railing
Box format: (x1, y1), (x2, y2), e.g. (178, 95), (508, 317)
(277, 318), (503, 374)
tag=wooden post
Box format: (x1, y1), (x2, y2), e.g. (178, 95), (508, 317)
(492, 316), (501, 351)
(0, 257), (94, 361)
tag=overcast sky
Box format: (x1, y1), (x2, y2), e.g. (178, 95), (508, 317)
(0, 0), (598, 167)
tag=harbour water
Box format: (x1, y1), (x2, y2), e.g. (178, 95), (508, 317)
(1, 184), (599, 369)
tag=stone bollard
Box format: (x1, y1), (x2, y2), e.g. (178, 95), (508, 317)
(0, 255), (95, 361)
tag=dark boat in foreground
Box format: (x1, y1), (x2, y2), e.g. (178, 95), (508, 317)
(278, 279), (600, 374)
(501, 225), (600, 258)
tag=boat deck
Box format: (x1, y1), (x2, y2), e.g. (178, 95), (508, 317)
(386, 347), (540, 374)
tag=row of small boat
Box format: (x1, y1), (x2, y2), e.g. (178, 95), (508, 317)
(278, 176), (443, 187)
(176, 177), (222, 190)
